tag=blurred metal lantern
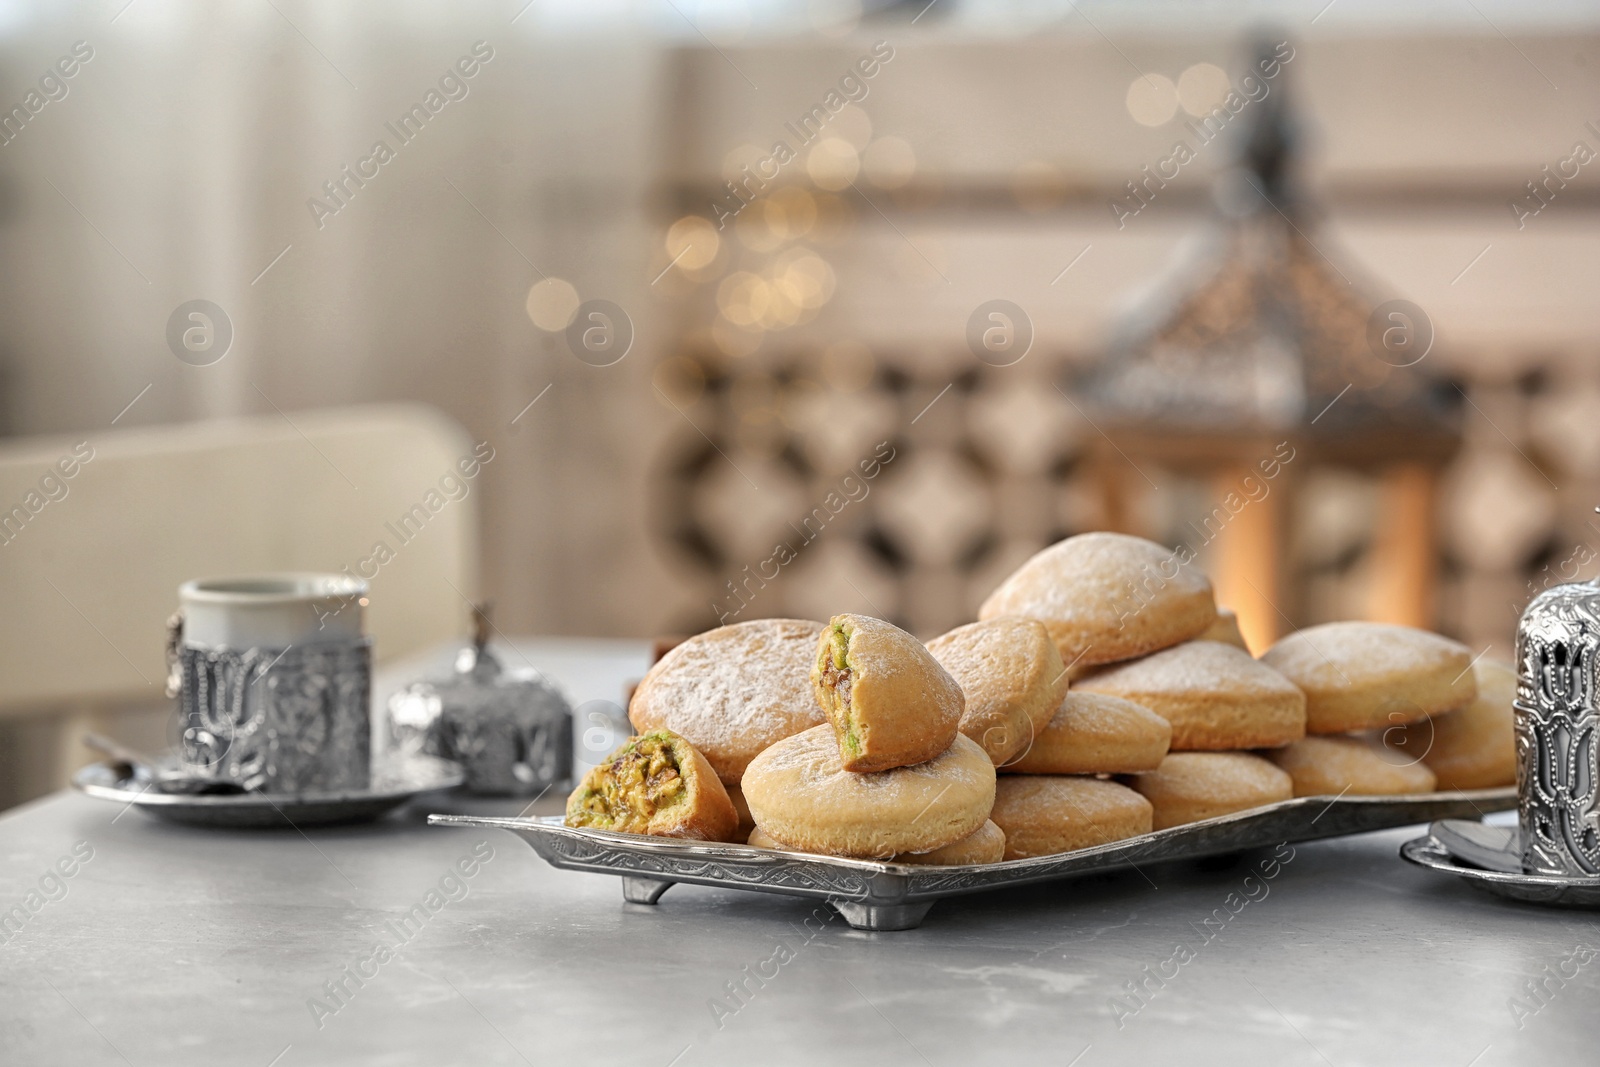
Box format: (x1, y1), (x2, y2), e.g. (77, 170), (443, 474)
(388, 605), (572, 795)
(1080, 36), (1460, 652)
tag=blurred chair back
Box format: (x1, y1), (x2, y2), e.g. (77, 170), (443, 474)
(0, 404), (482, 808)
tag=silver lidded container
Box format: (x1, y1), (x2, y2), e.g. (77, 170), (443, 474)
(1514, 578), (1600, 877)
(388, 605), (572, 796)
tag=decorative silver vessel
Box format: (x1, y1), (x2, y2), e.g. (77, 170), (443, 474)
(171, 575), (372, 794)
(388, 605), (572, 796)
(176, 641), (372, 793)
(1514, 579), (1600, 877)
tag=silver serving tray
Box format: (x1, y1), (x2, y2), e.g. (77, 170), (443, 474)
(75, 753), (463, 828)
(430, 786), (1515, 930)
(1400, 827), (1600, 908)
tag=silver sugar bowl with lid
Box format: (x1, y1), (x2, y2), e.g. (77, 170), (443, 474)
(388, 605), (573, 795)
(1514, 577), (1600, 877)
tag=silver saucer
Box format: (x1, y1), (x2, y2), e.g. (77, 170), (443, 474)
(1400, 822), (1600, 908)
(74, 753), (463, 828)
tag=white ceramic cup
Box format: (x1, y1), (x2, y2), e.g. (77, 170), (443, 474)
(178, 573), (367, 650)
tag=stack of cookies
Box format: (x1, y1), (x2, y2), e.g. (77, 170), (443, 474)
(565, 618), (825, 842)
(741, 614), (1000, 862)
(1259, 622), (1513, 795)
(978, 532), (1299, 833)
(624, 617), (827, 838)
(924, 616), (1159, 858)
(566, 529), (1516, 861)
(569, 614), (1001, 863)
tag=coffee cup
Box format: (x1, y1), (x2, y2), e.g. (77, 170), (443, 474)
(171, 574), (372, 794)
(1514, 579), (1600, 877)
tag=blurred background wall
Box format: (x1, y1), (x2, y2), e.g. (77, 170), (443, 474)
(0, 0), (1597, 802)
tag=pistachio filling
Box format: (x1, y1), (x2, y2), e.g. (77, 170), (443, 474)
(567, 732), (687, 832)
(817, 622), (862, 755)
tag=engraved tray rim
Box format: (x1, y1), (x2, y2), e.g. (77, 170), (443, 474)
(429, 786), (1516, 908)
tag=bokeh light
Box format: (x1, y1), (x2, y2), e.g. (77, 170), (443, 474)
(771, 248), (835, 310)
(1126, 73), (1178, 126)
(525, 277), (579, 331)
(770, 187), (818, 236)
(665, 216), (720, 272)
(1178, 63), (1232, 117)
(717, 271), (769, 327)
(830, 105), (873, 151)
(807, 138), (860, 191)
(735, 200), (788, 252)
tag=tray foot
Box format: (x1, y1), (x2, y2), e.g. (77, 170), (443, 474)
(831, 900), (934, 931)
(621, 876), (674, 905)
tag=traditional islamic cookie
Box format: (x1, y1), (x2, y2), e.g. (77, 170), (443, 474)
(741, 725), (994, 858)
(927, 617), (1068, 765)
(1198, 607), (1250, 653)
(746, 825), (786, 850)
(978, 532), (1217, 670)
(727, 784), (756, 839)
(812, 614), (963, 773)
(629, 618), (824, 784)
(988, 776), (1153, 859)
(1395, 659), (1517, 789)
(1075, 641), (1305, 751)
(565, 730), (738, 841)
(1130, 752), (1293, 830)
(893, 820), (1006, 865)
(1266, 735), (1437, 797)
(1260, 622), (1476, 734)
(748, 820), (1006, 866)
(1006, 692), (1171, 774)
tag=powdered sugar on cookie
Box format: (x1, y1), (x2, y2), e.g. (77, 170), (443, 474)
(628, 618), (824, 783)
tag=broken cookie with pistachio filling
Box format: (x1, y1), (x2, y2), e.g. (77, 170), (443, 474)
(811, 614), (963, 773)
(565, 730), (738, 841)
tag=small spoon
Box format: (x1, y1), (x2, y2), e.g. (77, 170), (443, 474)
(83, 733), (249, 796)
(1429, 819), (1522, 873)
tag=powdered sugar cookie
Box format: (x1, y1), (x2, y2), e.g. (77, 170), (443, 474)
(1396, 658), (1516, 789)
(812, 614), (963, 773)
(927, 617), (1068, 765)
(1266, 735), (1436, 797)
(1261, 622), (1476, 734)
(629, 618), (824, 784)
(1130, 752), (1293, 830)
(741, 725), (994, 858)
(989, 776), (1152, 859)
(979, 532), (1216, 669)
(1006, 691), (1171, 774)
(1076, 640), (1305, 750)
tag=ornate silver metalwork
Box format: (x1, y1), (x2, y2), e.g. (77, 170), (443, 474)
(431, 788), (1514, 931)
(1514, 581), (1600, 877)
(388, 607), (571, 796)
(179, 639), (372, 794)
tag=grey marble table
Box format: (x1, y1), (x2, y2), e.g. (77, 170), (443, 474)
(2, 639), (1596, 1066)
